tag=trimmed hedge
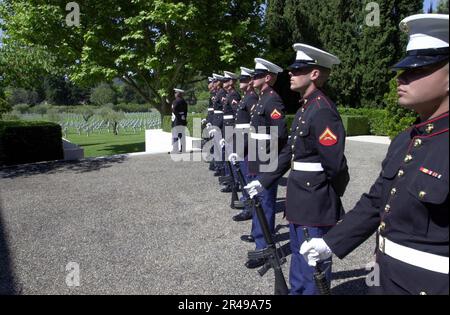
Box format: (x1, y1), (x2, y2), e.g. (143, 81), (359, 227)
(337, 107), (389, 136)
(162, 111), (375, 138)
(341, 115), (370, 136)
(0, 120), (63, 166)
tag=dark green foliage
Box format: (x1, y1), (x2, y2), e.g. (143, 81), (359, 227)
(0, 120), (63, 165)
(90, 83), (117, 106)
(384, 77), (418, 139)
(338, 107), (389, 136)
(341, 115), (370, 136)
(162, 114), (206, 137)
(263, 0), (423, 108)
(113, 103), (152, 113)
(0, 97), (12, 118)
(437, 0), (449, 13)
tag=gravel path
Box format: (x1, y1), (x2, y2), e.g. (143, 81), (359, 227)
(0, 140), (388, 295)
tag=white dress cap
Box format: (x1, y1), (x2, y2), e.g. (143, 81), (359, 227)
(254, 58), (283, 74)
(292, 43), (340, 69)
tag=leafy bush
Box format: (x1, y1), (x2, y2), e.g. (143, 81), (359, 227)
(30, 104), (52, 116)
(162, 114), (205, 136)
(90, 83), (117, 106)
(384, 77), (418, 139)
(188, 101), (208, 114)
(341, 115), (370, 136)
(338, 107), (389, 136)
(0, 97), (12, 118)
(0, 120), (63, 165)
(113, 103), (152, 113)
(13, 103), (30, 114)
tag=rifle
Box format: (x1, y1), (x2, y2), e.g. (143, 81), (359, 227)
(233, 160), (289, 295)
(302, 228), (331, 295)
(224, 160), (240, 209)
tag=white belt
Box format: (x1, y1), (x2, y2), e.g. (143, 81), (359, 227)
(235, 123), (251, 129)
(291, 161), (324, 172)
(214, 110), (223, 114)
(208, 108), (214, 112)
(223, 115), (234, 120)
(378, 235), (449, 274)
(250, 133), (271, 140)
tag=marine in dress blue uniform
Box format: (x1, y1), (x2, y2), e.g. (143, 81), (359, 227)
(210, 73), (227, 176)
(171, 88), (188, 153)
(243, 58), (289, 269)
(231, 67), (259, 222)
(220, 71), (241, 192)
(300, 14), (449, 295)
(248, 44), (349, 294)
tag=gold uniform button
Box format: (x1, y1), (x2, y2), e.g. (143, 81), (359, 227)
(384, 205), (391, 213)
(301, 121), (306, 124)
(425, 124), (434, 134)
(300, 131), (304, 135)
(414, 139), (422, 147)
(379, 222), (386, 231)
(390, 188), (397, 196)
(419, 291), (427, 296)
(404, 155), (413, 163)
(294, 136), (298, 140)
(398, 169), (405, 177)
(419, 191), (426, 199)
(306, 182), (311, 187)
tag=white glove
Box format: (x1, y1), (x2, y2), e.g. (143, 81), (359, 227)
(228, 153), (239, 163)
(299, 238), (332, 267)
(244, 180), (264, 198)
(201, 119), (207, 124)
(219, 138), (226, 148)
(206, 123), (212, 128)
(208, 129), (216, 137)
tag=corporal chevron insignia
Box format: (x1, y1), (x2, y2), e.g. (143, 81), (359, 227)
(270, 109), (282, 120)
(319, 127), (338, 146)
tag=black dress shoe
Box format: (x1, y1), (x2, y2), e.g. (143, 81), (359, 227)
(233, 211), (252, 222)
(240, 234), (255, 243)
(232, 200), (245, 209)
(245, 258), (266, 269)
(220, 186), (232, 193)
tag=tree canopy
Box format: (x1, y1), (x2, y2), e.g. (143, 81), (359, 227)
(0, 0), (265, 115)
(264, 0), (423, 108)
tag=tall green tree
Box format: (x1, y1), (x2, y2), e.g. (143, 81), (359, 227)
(263, 0), (423, 108)
(0, 0), (265, 117)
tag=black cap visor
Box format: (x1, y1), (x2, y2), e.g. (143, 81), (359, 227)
(239, 75), (252, 82)
(392, 48), (449, 70)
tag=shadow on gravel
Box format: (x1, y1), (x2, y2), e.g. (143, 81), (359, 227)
(0, 199), (18, 295)
(331, 268), (369, 295)
(0, 155), (128, 179)
(331, 277), (369, 295)
(275, 199), (286, 214)
(103, 142), (145, 155)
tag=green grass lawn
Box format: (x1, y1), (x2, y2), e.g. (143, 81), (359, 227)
(66, 130), (145, 158)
